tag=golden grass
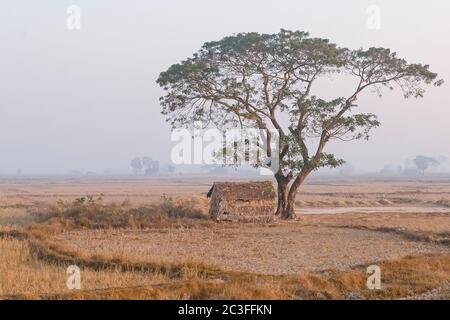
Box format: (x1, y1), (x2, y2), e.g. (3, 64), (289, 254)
(1, 178), (450, 300)
(367, 254), (450, 299)
(29, 195), (210, 230)
(0, 207), (36, 226)
(1, 226), (450, 300)
(0, 237), (171, 299)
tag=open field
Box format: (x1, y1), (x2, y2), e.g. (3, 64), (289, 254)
(2, 175), (450, 208)
(1, 175), (450, 299)
(55, 222), (449, 275)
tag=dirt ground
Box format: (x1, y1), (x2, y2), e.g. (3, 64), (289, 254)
(55, 221), (450, 275)
(1, 175), (450, 299)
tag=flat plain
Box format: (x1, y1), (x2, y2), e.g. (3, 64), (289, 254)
(1, 175), (449, 299)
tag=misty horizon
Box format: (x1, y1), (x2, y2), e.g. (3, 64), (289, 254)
(1, 0), (449, 174)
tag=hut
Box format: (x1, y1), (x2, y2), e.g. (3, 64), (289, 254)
(207, 181), (277, 222)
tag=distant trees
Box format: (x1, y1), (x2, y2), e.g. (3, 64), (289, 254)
(413, 156), (439, 174)
(130, 157), (143, 175)
(142, 157), (160, 175)
(381, 156), (444, 176)
(130, 157), (160, 175)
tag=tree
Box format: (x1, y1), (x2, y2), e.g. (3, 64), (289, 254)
(130, 157), (143, 175)
(157, 30), (442, 219)
(142, 157), (160, 175)
(413, 155), (439, 174)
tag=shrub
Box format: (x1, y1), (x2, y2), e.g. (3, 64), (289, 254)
(30, 195), (208, 229)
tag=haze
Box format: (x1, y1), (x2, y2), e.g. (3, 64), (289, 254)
(1, 0), (449, 174)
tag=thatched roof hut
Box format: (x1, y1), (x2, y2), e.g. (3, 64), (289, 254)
(207, 181), (277, 222)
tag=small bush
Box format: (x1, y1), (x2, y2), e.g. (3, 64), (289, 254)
(157, 195), (206, 219)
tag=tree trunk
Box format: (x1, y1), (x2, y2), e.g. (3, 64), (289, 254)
(275, 172), (290, 218)
(281, 197), (295, 219)
(275, 170), (310, 220)
(276, 180), (290, 217)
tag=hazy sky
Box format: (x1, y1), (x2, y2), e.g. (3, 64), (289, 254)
(1, 0), (449, 174)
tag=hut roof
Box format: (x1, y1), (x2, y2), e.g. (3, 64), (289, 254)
(207, 181), (276, 201)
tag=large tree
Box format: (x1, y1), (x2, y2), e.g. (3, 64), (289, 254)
(413, 155), (439, 174)
(157, 30), (442, 219)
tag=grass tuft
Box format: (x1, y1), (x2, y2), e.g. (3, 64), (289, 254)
(29, 195), (209, 230)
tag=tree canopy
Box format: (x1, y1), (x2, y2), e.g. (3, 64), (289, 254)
(157, 29), (442, 218)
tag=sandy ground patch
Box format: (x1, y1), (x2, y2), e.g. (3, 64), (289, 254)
(56, 221), (450, 275)
(303, 212), (450, 235)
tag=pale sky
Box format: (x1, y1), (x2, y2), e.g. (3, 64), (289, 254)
(0, 0), (449, 174)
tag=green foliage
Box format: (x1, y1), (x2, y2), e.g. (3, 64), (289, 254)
(157, 29), (442, 177)
(343, 47), (441, 98)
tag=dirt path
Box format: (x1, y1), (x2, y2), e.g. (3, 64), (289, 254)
(298, 206), (450, 215)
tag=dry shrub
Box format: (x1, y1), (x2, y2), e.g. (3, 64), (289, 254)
(328, 270), (367, 292)
(0, 237), (173, 299)
(29, 195), (208, 230)
(295, 273), (342, 299)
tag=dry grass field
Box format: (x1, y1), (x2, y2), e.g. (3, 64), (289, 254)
(1, 175), (450, 300)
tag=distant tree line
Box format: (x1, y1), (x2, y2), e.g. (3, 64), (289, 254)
(381, 155), (446, 176)
(130, 157), (160, 175)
